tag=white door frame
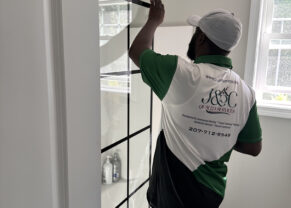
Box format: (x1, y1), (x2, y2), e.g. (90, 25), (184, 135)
(43, 0), (101, 207)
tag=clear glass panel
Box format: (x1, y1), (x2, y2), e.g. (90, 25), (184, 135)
(272, 20), (282, 33)
(266, 49), (278, 86)
(272, 0), (291, 33)
(118, 202), (128, 208)
(101, 75), (130, 93)
(101, 142), (127, 208)
(101, 83), (128, 148)
(130, 3), (150, 71)
(129, 182), (149, 208)
(100, 2), (152, 207)
(129, 130), (150, 193)
(273, 0), (291, 19)
(266, 40), (291, 87)
(283, 20), (291, 33)
(99, 0), (129, 73)
(130, 74), (151, 134)
(131, 0), (150, 24)
(102, 26), (120, 36)
(271, 20), (291, 34)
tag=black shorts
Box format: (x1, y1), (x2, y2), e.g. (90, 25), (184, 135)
(147, 131), (223, 208)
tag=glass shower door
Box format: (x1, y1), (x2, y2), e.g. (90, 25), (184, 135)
(99, 1), (153, 207)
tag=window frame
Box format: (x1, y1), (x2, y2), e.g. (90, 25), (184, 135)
(245, 0), (291, 119)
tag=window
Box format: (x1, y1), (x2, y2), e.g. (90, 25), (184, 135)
(245, 0), (291, 118)
(99, 0), (130, 93)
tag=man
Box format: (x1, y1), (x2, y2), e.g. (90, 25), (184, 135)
(129, 0), (262, 207)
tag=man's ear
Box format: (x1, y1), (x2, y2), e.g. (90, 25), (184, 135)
(197, 33), (206, 46)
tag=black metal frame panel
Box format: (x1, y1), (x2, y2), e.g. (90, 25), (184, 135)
(100, 1), (152, 207)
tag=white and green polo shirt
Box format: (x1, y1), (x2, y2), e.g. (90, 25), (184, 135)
(139, 49), (262, 202)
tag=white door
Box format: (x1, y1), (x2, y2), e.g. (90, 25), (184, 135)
(0, 0), (101, 207)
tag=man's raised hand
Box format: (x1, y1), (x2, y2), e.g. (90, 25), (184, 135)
(148, 0), (165, 26)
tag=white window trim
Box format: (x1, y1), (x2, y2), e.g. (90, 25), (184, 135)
(244, 0), (291, 119)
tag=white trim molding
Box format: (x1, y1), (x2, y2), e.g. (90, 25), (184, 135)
(244, 0), (263, 87)
(244, 0), (291, 119)
(257, 104), (291, 119)
(43, 0), (69, 207)
(61, 0), (101, 207)
(43, 0), (101, 207)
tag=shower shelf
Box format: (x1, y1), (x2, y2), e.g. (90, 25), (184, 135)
(101, 178), (127, 193)
(101, 178), (127, 207)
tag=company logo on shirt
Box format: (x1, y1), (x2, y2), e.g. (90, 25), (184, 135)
(199, 87), (237, 115)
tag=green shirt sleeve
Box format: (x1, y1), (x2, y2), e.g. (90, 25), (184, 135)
(139, 49), (178, 100)
(237, 102), (262, 143)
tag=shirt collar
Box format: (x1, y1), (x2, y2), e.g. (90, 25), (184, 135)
(194, 55), (233, 69)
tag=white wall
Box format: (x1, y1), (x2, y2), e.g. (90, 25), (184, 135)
(153, 1), (291, 207)
(160, 0), (251, 78)
(0, 0), (101, 208)
(223, 116), (291, 208)
(0, 1), (53, 207)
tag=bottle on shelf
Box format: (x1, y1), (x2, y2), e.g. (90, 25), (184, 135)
(112, 151), (121, 183)
(102, 155), (113, 185)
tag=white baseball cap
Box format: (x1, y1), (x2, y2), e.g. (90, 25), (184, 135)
(187, 9), (242, 51)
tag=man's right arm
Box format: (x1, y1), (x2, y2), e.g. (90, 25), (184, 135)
(235, 102), (262, 156)
(234, 140), (262, 156)
(129, 0), (164, 67)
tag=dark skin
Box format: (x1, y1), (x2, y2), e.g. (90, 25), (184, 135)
(129, 0), (262, 157)
(129, 0), (165, 66)
(234, 140), (262, 157)
(187, 27), (215, 60)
